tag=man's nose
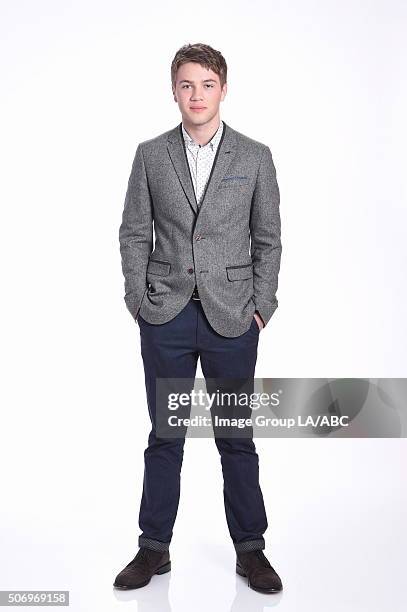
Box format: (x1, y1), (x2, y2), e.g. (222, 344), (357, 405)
(190, 89), (204, 100)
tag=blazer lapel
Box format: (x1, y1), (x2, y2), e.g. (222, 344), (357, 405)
(167, 120), (238, 216)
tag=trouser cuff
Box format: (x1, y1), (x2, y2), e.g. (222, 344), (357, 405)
(138, 536), (170, 552)
(234, 538), (265, 553)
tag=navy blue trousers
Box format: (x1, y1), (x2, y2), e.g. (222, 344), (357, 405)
(136, 297), (268, 554)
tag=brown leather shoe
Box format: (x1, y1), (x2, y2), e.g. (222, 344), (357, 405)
(236, 550), (283, 594)
(113, 547), (171, 589)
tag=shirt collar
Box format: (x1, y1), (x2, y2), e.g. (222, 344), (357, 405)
(182, 119), (224, 151)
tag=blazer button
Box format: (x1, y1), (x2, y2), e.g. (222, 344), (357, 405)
(195, 234), (201, 241)
(187, 268), (194, 274)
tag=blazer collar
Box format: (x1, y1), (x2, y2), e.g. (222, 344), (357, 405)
(167, 120), (237, 216)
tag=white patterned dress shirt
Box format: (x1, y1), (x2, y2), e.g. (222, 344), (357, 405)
(181, 119), (224, 207)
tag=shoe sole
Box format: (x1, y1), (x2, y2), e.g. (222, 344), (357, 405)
(236, 563), (282, 594)
(113, 560), (171, 590)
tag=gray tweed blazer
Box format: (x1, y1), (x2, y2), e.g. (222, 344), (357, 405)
(119, 120), (282, 338)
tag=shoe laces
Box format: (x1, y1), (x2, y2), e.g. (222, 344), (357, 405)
(255, 550), (271, 567)
(239, 549), (272, 571)
(132, 547), (162, 569)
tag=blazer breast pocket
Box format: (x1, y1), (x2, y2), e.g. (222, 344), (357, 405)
(218, 176), (250, 189)
(226, 262), (253, 281)
(147, 259), (171, 276)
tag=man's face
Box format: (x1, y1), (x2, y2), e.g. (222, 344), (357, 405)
(173, 61), (227, 126)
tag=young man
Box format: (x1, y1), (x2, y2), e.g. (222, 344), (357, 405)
(114, 43), (283, 594)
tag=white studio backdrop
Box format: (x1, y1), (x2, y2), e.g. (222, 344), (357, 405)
(0, 1), (406, 611)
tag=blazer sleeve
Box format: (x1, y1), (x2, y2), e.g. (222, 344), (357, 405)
(119, 144), (153, 320)
(250, 145), (282, 327)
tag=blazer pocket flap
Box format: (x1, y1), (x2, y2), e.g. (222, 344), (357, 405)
(226, 263), (253, 281)
(147, 259), (171, 276)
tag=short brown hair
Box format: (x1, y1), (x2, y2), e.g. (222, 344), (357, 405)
(171, 43), (227, 91)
